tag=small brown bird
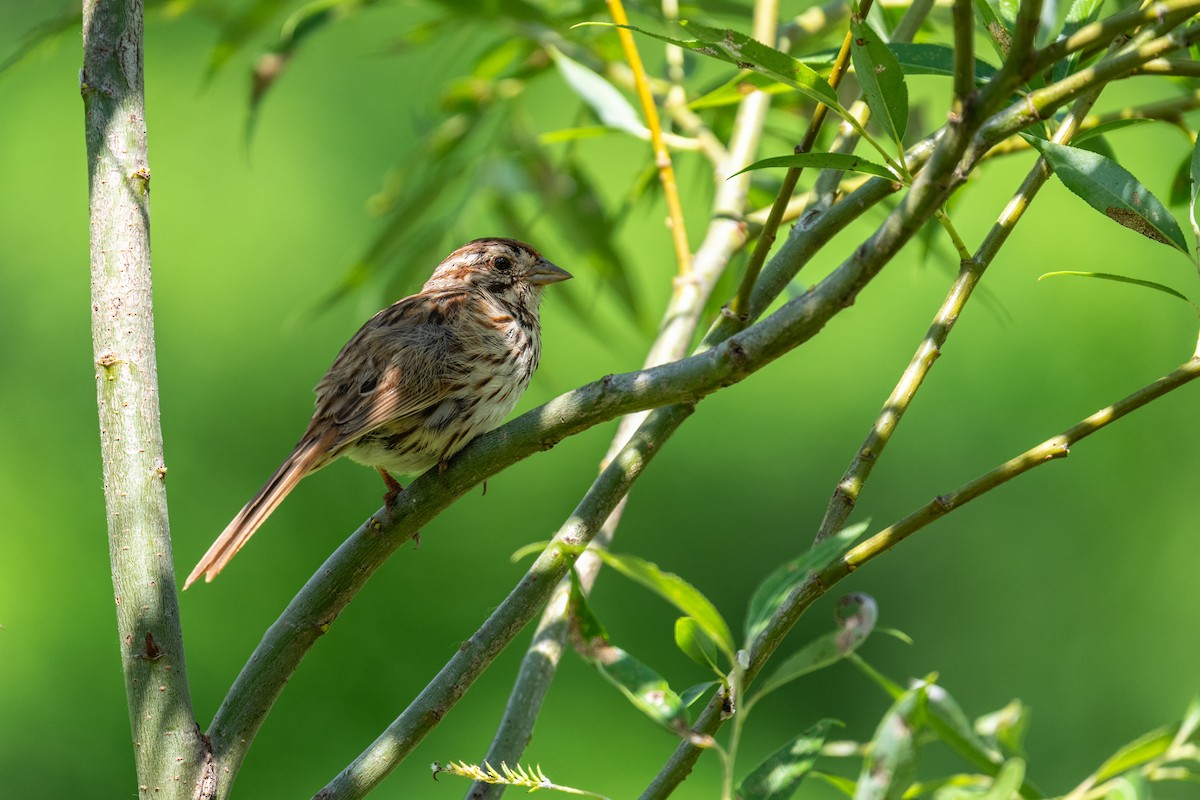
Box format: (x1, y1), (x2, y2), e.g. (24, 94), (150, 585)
(184, 238), (570, 588)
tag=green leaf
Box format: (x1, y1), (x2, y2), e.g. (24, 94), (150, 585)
(980, 760), (1025, 800)
(549, 46), (644, 137)
(737, 719), (837, 800)
(1189, 132), (1200, 246)
(0, 7), (80, 78)
(730, 153), (897, 181)
(849, 653), (907, 699)
(1101, 775), (1147, 800)
(206, 0), (293, 81)
(973, 0), (1014, 59)
(1070, 118), (1156, 146)
(680, 681), (719, 708)
(1030, 139), (1190, 254)
(975, 700), (1031, 757)
(566, 572), (689, 734)
(1052, 0), (1107, 81)
(580, 21), (840, 109)
(1092, 725), (1175, 784)
(925, 685), (1005, 773)
(674, 617), (726, 674)
(849, 15), (908, 145)
(539, 126), (620, 144)
(688, 71), (799, 109)
(745, 522), (868, 642)
(854, 685), (927, 800)
(753, 593), (879, 702)
(812, 771), (859, 797)
(1038, 271), (1195, 309)
(596, 551), (736, 660)
(1169, 152), (1192, 208)
(887, 44), (998, 83)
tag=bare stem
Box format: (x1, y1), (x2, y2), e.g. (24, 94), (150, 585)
(607, 0), (692, 275)
(82, 0), (207, 796)
(725, 0), (865, 324)
(643, 352), (1200, 798)
(817, 68), (1110, 542)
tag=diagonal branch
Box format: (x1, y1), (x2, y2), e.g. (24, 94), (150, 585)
(642, 349), (1200, 799)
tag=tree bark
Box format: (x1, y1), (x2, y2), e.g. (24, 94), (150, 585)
(82, 1), (209, 796)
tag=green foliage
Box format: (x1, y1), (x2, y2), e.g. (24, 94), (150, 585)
(16, 0), (1200, 796)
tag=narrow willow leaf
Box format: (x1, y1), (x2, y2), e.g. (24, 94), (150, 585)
(207, 0), (292, 80)
(567, 573), (689, 733)
(689, 71), (798, 109)
(737, 719), (837, 800)
(731, 153), (897, 181)
(887, 43), (998, 82)
(1175, 696), (1200, 746)
(849, 15), (908, 145)
(596, 551), (735, 660)
(1091, 726), (1175, 784)
(1038, 271), (1195, 309)
(1035, 0), (1066, 48)
(1053, 0), (1106, 81)
(1031, 139), (1190, 254)
(1102, 775), (1147, 800)
(538, 126), (617, 144)
(848, 654), (908, 700)
(680, 681), (719, 708)
(674, 617), (726, 674)
(745, 522), (868, 643)
(925, 684), (1005, 771)
(1169, 152), (1192, 208)
(579, 21), (840, 108)
(975, 699), (1031, 757)
(1189, 133), (1200, 245)
(811, 771), (858, 797)
(0, 6), (79, 76)
(1070, 118), (1156, 146)
(753, 593), (878, 702)
(973, 0), (1013, 59)
(854, 686), (926, 800)
(981, 760), (1026, 800)
(550, 47), (644, 136)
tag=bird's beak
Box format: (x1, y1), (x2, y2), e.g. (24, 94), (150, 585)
(527, 260), (573, 286)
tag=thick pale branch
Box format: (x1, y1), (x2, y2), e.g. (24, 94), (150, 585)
(83, 0), (206, 796)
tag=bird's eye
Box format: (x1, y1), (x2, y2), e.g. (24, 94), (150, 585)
(493, 255), (512, 271)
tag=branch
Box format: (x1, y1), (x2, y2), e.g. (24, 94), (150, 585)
(642, 351), (1200, 798)
(316, 406), (695, 800)
(607, 0), (692, 275)
(469, 30), (780, 800)
(82, 0), (207, 796)
(817, 50), (1112, 542)
(725, 0), (863, 324)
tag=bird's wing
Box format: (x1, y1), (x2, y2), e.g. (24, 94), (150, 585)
(314, 291), (473, 448)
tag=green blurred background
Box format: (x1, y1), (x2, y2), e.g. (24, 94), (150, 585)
(2, 2), (1199, 798)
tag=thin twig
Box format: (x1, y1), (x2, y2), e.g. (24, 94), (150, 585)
(607, 0), (692, 275)
(466, 31), (779, 800)
(643, 351), (1200, 798)
(817, 51), (1114, 542)
(725, 0), (866, 324)
(316, 407), (695, 800)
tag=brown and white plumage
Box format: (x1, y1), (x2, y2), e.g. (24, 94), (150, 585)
(184, 238), (570, 588)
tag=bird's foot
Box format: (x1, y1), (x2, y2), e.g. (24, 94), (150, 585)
(377, 468), (404, 508)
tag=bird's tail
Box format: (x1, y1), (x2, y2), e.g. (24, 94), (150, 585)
(183, 433), (332, 589)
